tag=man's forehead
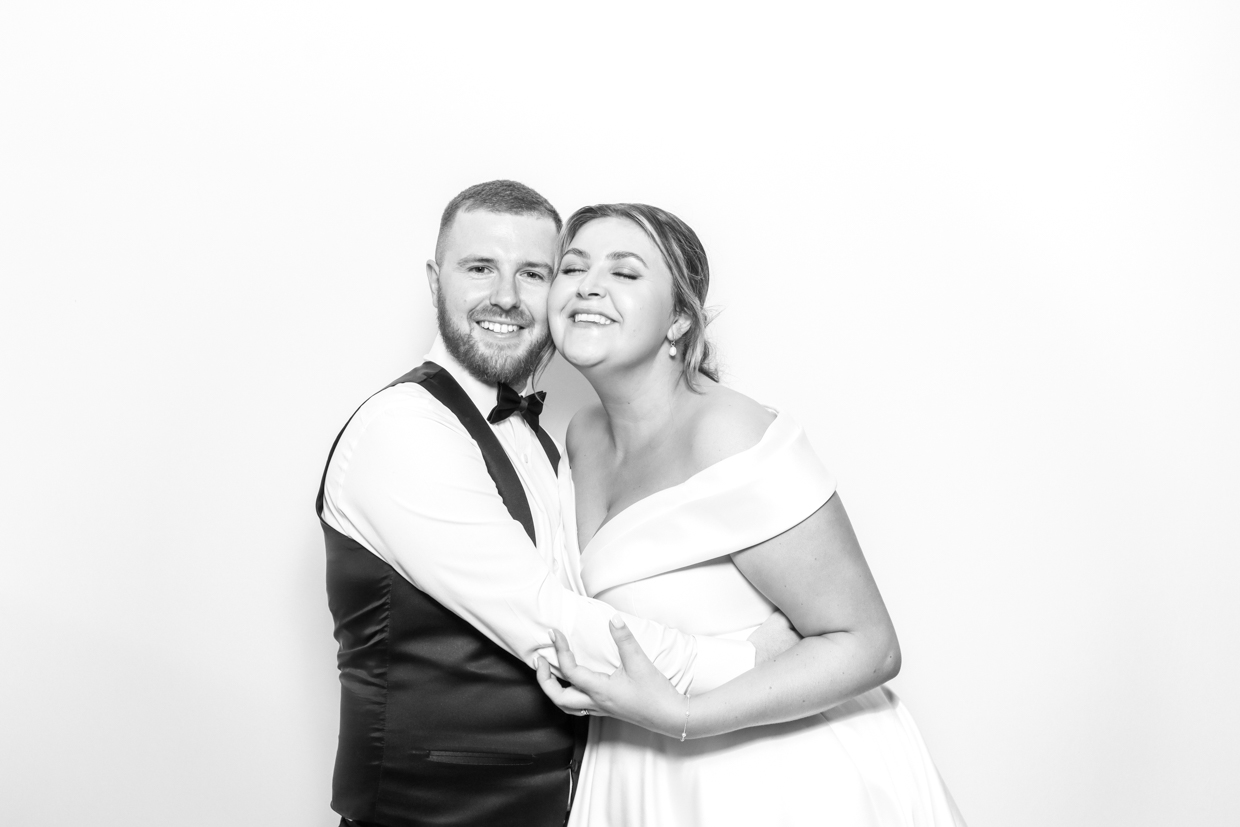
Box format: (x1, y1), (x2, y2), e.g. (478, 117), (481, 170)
(445, 209), (558, 245)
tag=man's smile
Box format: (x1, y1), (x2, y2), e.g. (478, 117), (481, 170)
(476, 319), (523, 335)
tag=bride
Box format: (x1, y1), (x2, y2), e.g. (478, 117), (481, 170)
(535, 203), (965, 826)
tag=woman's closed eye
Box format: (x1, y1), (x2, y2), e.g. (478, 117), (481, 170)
(559, 265), (587, 276)
(612, 270), (639, 280)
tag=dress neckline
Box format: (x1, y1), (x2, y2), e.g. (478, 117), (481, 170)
(577, 409), (785, 554)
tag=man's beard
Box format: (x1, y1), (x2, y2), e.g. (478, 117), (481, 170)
(437, 299), (552, 387)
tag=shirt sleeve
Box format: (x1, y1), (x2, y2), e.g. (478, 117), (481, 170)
(322, 388), (754, 694)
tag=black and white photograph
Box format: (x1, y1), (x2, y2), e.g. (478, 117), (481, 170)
(2, 3), (1237, 826)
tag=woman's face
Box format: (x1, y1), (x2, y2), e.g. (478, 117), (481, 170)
(549, 216), (679, 375)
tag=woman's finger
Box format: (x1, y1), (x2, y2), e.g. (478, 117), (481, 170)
(537, 658), (609, 715)
(553, 685), (597, 710)
(535, 655), (597, 713)
(550, 629), (580, 674)
(534, 655), (565, 702)
(609, 616), (657, 677)
(549, 628), (614, 699)
(551, 628), (607, 686)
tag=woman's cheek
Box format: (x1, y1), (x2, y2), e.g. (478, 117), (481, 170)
(549, 314), (566, 349)
(546, 287), (568, 346)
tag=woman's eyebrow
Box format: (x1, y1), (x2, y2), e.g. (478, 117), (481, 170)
(607, 251), (647, 266)
(562, 247), (590, 260)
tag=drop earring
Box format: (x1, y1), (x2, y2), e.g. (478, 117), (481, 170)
(668, 340), (678, 357)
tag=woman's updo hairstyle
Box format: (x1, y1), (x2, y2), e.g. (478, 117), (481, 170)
(559, 203), (719, 391)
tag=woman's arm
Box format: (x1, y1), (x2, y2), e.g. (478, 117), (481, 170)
(535, 493), (901, 739)
(693, 492), (899, 736)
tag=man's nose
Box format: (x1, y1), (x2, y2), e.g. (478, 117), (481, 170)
(489, 270), (520, 310)
(577, 266), (606, 299)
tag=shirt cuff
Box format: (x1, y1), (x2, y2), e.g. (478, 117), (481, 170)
(687, 636), (756, 694)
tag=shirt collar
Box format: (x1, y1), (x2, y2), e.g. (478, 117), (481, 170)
(424, 334), (529, 418)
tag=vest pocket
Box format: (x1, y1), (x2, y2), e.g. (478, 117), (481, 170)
(424, 750), (535, 766)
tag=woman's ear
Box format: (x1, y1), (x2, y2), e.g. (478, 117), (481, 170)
(668, 316), (692, 343)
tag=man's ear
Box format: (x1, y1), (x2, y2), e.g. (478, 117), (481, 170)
(426, 259), (441, 308)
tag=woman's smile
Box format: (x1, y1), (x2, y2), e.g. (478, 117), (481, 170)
(571, 312), (615, 326)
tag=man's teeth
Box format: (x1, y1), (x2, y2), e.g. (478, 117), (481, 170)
(478, 321), (519, 334)
(574, 313), (614, 325)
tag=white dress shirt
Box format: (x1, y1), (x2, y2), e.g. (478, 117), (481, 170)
(321, 336), (754, 693)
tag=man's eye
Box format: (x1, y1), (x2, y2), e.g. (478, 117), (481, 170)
(522, 270), (547, 281)
(467, 265), (490, 274)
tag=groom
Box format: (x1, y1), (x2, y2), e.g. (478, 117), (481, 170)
(317, 181), (764, 827)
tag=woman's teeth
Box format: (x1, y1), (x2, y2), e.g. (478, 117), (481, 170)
(478, 321), (519, 333)
(574, 313), (614, 325)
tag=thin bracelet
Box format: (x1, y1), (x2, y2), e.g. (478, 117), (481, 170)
(679, 693), (691, 742)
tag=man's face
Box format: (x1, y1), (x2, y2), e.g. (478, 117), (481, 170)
(427, 209), (559, 386)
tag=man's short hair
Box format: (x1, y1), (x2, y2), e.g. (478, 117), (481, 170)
(435, 180), (562, 264)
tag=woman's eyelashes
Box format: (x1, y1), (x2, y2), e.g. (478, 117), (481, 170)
(555, 262), (640, 280)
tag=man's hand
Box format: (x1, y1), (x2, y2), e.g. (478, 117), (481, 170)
(747, 611), (802, 664)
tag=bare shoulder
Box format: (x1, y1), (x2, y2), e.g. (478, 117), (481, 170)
(686, 385), (777, 471)
(565, 402), (609, 463)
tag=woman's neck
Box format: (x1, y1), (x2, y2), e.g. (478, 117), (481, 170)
(585, 362), (693, 458)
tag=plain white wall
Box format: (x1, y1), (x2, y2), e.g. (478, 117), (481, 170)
(2, 2), (1237, 825)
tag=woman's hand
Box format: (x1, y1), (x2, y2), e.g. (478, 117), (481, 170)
(535, 617), (689, 739)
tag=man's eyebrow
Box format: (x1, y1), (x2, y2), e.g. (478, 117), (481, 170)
(607, 251), (647, 266)
(517, 259), (553, 273)
(456, 255), (498, 267)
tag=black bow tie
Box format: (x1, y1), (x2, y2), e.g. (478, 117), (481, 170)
(487, 383), (546, 430)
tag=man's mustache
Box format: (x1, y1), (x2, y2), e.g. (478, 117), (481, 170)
(468, 306), (536, 327)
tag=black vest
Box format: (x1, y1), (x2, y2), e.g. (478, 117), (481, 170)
(317, 363), (586, 827)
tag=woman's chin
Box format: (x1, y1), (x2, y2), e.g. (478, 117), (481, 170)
(557, 345), (608, 373)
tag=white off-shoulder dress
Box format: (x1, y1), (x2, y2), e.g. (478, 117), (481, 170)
(566, 413), (966, 827)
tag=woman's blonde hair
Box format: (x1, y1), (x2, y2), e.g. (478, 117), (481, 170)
(559, 203), (718, 390)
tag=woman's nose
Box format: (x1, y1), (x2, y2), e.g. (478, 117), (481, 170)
(577, 267), (606, 299)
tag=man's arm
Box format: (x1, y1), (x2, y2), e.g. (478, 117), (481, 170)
(321, 388), (753, 693)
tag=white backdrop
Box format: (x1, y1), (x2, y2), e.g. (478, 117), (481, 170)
(3, 3), (1237, 825)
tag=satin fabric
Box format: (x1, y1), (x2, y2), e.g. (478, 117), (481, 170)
(321, 363), (583, 827)
(567, 413), (967, 827)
